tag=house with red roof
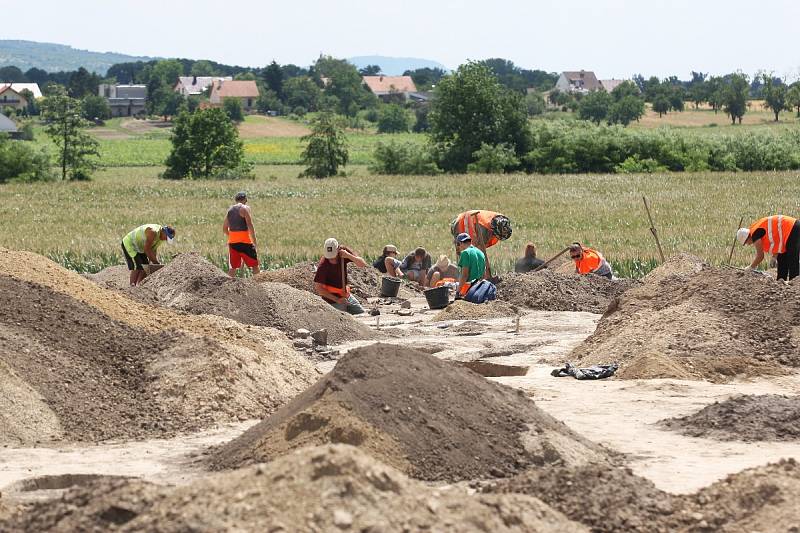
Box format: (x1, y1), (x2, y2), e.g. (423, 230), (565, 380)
(209, 80), (260, 112)
(362, 75), (417, 101)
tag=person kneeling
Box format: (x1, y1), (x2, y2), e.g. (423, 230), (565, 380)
(569, 242), (612, 279)
(373, 244), (404, 278)
(314, 238), (367, 315)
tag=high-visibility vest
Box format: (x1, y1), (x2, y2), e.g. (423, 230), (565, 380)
(122, 224), (162, 256)
(574, 248), (606, 275)
(317, 257), (351, 298)
(452, 210), (501, 248)
(749, 215), (797, 255)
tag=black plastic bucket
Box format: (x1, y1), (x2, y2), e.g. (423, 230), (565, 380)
(380, 276), (402, 297)
(424, 285), (450, 309)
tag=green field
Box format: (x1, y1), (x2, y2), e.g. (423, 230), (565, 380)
(3, 165), (799, 277)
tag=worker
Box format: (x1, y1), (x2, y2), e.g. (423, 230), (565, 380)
(373, 244), (404, 278)
(514, 242), (545, 273)
(121, 224), (175, 286)
(451, 210), (512, 277)
(223, 191), (259, 278)
(400, 247), (432, 287)
(455, 233), (486, 297)
(737, 215), (800, 280)
(428, 255), (459, 287)
(569, 242), (612, 279)
(314, 237), (367, 314)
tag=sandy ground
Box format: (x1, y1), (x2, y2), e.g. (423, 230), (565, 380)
(2, 296), (798, 503)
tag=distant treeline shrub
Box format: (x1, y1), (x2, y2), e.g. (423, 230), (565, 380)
(0, 134), (52, 183)
(525, 120), (800, 174)
(369, 140), (440, 175)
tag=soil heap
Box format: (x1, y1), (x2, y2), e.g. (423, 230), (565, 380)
(573, 254), (800, 381)
(0, 248), (316, 446)
(487, 459), (800, 532)
(433, 299), (520, 321)
(210, 343), (610, 481)
(497, 270), (639, 314)
(254, 260), (421, 300)
(661, 394), (800, 442)
(0, 445), (586, 532)
(141, 253), (375, 344)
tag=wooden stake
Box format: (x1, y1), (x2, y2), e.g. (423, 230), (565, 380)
(643, 196), (666, 263)
(533, 247), (570, 272)
(728, 215), (744, 266)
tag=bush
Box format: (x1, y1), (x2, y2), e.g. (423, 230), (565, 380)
(0, 134), (52, 183)
(369, 141), (440, 175)
(614, 156), (668, 174)
(377, 104), (411, 133)
(18, 122), (35, 141)
(467, 143), (519, 173)
(223, 97), (245, 122)
(164, 108), (245, 179)
(209, 162), (255, 180)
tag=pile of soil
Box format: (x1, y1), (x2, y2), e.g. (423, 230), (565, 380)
(0, 445), (585, 532)
(141, 253), (375, 344)
(574, 254), (800, 382)
(497, 270), (639, 314)
(254, 260), (421, 300)
(488, 459), (800, 532)
(210, 343), (610, 481)
(433, 299), (520, 321)
(0, 248), (317, 446)
(660, 394), (800, 442)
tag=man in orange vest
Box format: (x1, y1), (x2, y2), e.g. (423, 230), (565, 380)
(450, 210), (512, 278)
(223, 191), (259, 278)
(737, 215), (800, 280)
(569, 243), (612, 279)
(314, 237), (367, 314)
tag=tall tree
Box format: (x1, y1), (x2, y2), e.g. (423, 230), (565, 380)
(578, 89), (612, 124)
(787, 83), (800, 117)
(723, 72), (749, 124)
(403, 67), (446, 91)
(283, 76), (321, 111)
(314, 56), (373, 116)
(164, 108), (244, 179)
(67, 67), (101, 98)
(761, 73), (788, 121)
(300, 112), (348, 178)
(190, 60), (217, 76)
(0, 66), (27, 82)
(263, 61), (284, 98)
(41, 93), (100, 181)
(429, 61), (531, 172)
(359, 65), (382, 76)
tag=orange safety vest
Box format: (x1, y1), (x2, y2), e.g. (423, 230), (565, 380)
(227, 231), (252, 244)
(317, 257), (351, 298)
(749, 215), (797, 255)
(574, 248), (605, 275)
(453, 210), (501, 248)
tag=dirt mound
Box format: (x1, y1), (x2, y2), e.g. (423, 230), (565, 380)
(0, 248), (317, 445)
(254, 260), (421, 300)
(1, 445), (586, 532)
(488, 459), (800, 532)
(487, 463), (683, 533)
(661, 394), (800, 442)
(210, 343), (610, 481)
(433, 299), (520, 321)
(573, 254), (800, 382)
(143, 253), (375, 344)
(497, 270), (639, 313)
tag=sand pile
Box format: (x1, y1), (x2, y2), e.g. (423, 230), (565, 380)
(433, 299), (520, 321)
(0, 445), (586, 532)
(0, 248), (317, 446)
(210, 343), (610, 481)
(142, 253), (374, 344)
(254, 260), (421, 300)
(573, 254), (800, 381)
(488, 459), (800, 532)
(497, 270), (639, 314)
(661, 394), (800, 442)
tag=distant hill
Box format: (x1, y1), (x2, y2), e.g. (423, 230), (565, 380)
(347, 56), (447, 76)
(0, 40), (157, 75)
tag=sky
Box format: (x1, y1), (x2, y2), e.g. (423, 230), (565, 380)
(5, 0), (799, 79)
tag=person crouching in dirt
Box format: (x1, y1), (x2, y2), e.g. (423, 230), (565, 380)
(569, 242), (612, 279)
(122, 224), (175, 286)
(737, 215), (800, 281)
(400, 247), (432, 287)
(314, 238), (367, 314)
(428, 255), (459, 287)
(223, 191), (259, 278)
(451, 210), (512, 278)
(515, 242), (545, 273)
(373, 244), (404, 278)
(455, 233), (486, 298)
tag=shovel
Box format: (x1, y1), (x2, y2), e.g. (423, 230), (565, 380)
(143, 264), (164, 276)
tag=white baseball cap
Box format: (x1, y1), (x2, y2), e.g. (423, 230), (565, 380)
(323, 237), (339, 259)
(736, 228), (750, 246)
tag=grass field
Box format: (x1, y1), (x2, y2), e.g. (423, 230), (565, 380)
(3, 165), (799, 277)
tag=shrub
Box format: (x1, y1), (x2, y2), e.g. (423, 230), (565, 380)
(369, 141), (440, 175)
(163, 108), (245, 179)
(377, 104), (411, 133)
(300, 112), (348, 178)
(467, 143), (520, 173)
(209, 161), (255, 180)
(223, 97), (245, 122)
(614, 156), (668, 174)
(0, 134), (52, 183)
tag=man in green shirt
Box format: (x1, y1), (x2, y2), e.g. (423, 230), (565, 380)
(121, 224), (175, 286)
(455, 232), (486, 298)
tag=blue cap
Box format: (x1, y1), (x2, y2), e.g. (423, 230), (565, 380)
(163, 225), (176, 244)
(456, 232), (472, 243)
